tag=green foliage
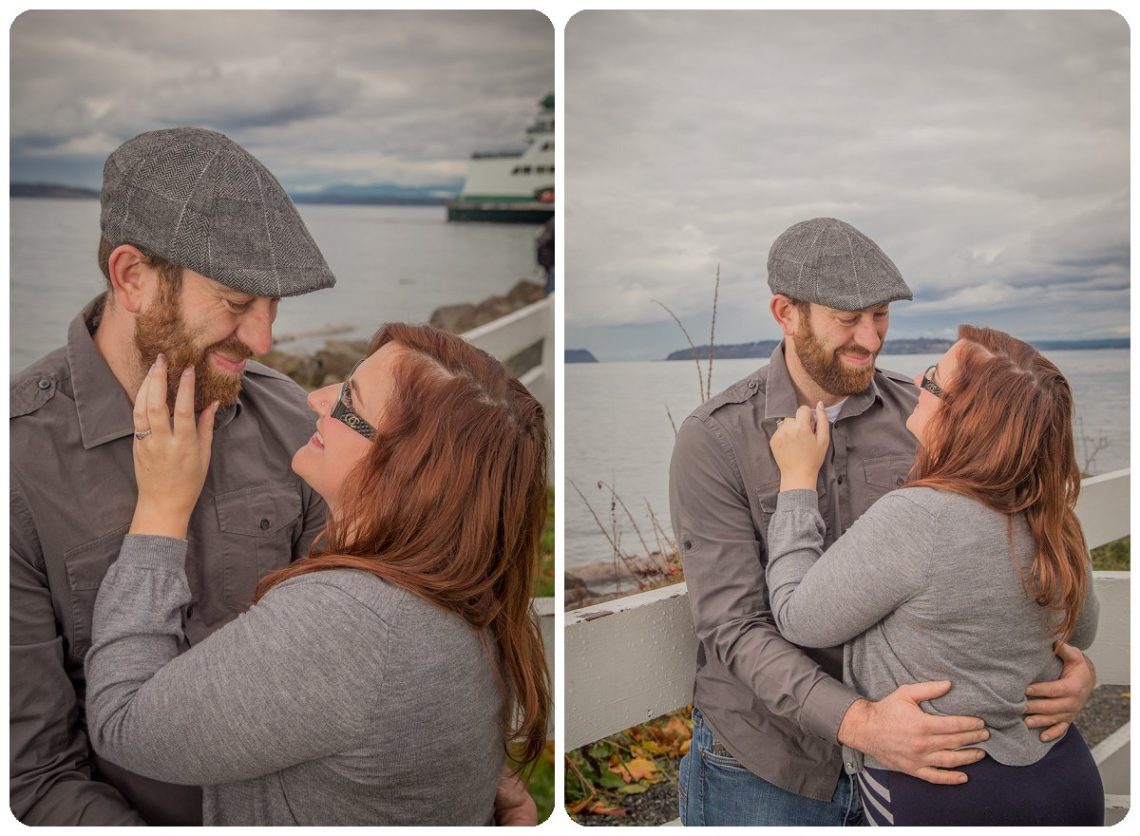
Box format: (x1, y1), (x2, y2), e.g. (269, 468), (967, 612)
(566, 709), (692, 820)
(535, 486), (555, 597)
(1091, 536), (1130, 571)
(526, 741), (555, 823)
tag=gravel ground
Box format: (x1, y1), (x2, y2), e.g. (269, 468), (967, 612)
(571, 685), (1130, 827)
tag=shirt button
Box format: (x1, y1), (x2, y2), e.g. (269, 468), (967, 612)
(37, 378), (51, 390)
(259, 518), (271, 531)
(837, 475), (844, 485)
(683, 539), (693, 551)
(896, 477), (905, 486)
(748, 380), (758, 389)
(846, 761), (856, 773)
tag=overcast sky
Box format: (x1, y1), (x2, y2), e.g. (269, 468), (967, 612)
(566, 11), (1129, 361)
(10, 10), (552, 193)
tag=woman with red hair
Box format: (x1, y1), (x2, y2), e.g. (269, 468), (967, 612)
(84, 323), (550, 825)
(765, 325), (1102, 826)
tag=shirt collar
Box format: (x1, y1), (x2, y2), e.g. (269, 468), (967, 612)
(762, 340), (882, 424)
(67, 295), (241, 450)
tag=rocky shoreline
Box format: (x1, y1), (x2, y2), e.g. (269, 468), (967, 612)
(256, 279), (546, 388)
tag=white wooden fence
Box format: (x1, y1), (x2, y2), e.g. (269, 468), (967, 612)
(463, 296), (554, 418)
(567, 468), (1131, 823)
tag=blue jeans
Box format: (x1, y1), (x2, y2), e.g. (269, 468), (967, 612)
(679, 707), (864, 826)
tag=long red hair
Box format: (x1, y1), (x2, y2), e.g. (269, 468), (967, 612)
(255, 323), (551, 768)
(907, 324), (1089, 640)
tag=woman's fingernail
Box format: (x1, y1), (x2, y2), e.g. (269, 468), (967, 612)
(157, 353), (166, 364)
(182, 366), (194, 376)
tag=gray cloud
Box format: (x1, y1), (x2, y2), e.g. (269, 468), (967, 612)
(10, 10), (553, 190)
(566, 11), (1128, 360)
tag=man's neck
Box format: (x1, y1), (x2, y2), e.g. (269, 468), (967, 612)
(91, 297), (146, 405)
(782, 341), (846, 409)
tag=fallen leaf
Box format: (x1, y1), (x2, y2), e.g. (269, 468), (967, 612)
(567, 797), (593, 816)
(587, 801), (627, 817)
(665, 715), (692, 740)
(625, 757), (659, 782)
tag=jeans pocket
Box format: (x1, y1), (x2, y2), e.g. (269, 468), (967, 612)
(700, 732), (748, 772)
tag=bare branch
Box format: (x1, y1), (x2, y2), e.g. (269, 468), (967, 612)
(707, 264), (720, 401)
(596, 480), (672, 575)
(569, 479), (646, 589)
(653, 299), (705, 403)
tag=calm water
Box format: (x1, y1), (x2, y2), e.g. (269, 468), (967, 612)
(10, 198), (545, 374)
(566, 351), (1130, 569)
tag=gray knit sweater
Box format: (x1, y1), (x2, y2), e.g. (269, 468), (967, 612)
(766, 488), (1099, 771)
(85, 535), (504, 825)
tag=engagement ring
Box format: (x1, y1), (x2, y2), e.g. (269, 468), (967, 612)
(134, 430), (153, 440)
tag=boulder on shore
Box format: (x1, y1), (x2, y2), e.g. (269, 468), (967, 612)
(258, 280), (547, 389)
(430, 279), (545, 334)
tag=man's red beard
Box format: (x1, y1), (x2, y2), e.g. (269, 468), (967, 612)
(134, 288), (253, 410)
(796, 312), (879, 397)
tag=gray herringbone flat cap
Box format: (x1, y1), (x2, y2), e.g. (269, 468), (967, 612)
(101, 127), (335, 297)
(767, 217), (911, 311)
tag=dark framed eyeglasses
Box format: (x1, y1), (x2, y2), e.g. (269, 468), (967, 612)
(920, 364), (943, 399)
(330, 360), (376, 440)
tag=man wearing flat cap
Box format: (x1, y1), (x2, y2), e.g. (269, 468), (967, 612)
(669, 218), (1095, 825)
(9, 128), (334, 825)
(9, 128), (540, 827)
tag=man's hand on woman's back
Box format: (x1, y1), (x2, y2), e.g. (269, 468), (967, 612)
(837, 680), (989, 785)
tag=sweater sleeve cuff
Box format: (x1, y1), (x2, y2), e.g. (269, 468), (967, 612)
(775, 488), (820, 513)
(118, 534), (188, 573)
(800, 675), (862, 743)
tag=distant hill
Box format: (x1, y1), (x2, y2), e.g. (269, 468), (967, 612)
(566, 349), (598, 363)
(665, 340), (780, 361)
(11, 180), (462, 207)
(664, 336), (1126, 361)
(292, 180), (462, 206)
(1030, 338), (1129, 351)
(11, 182), (99, 199)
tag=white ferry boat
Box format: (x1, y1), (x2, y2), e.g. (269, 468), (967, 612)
(447, 94), (554, 223)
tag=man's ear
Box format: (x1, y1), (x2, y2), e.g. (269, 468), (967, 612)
(770, 295), (801, 338)
(106, 245), (154, 314)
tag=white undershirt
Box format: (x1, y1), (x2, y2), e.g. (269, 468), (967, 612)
(824, 398), (847, 424)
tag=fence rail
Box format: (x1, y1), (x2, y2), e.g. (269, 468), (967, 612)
(566, 468), (1131, 820)
(463, 296), (553, 418)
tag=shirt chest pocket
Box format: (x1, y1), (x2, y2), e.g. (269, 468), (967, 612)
(214, 485), (303, 610)
(862, 454), (913, 501)
(62, 525), (130, 663)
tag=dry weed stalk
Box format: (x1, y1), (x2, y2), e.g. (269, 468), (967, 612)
(569, 479), (647, 591)
(596, 480), (674, 576)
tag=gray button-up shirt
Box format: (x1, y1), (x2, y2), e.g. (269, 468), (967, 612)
(668, 342), (918, 801)
(10, 297), (327, 825)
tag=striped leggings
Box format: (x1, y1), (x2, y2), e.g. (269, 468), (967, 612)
(858, 726), (1104, 826)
